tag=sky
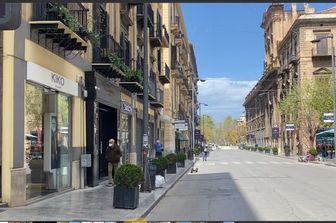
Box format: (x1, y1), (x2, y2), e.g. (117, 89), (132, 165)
(181, 3), (336, 124)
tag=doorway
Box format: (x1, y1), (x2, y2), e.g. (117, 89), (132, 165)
(98, 103), (117, 179)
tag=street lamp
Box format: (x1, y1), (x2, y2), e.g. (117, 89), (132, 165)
(199, 102), (208, 144)
(311, 34), (335, 158)
(190, 78), (206, 153)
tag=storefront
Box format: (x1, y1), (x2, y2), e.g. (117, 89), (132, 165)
(119, 101), (133, 164)
(85, 71), (120, 187)
(25, 62), (78, 199)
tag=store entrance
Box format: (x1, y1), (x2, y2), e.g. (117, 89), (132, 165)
(98, 103), (117, 179)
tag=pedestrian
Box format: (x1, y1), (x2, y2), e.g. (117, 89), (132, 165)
(105, 138), (122, 186)
(203, 147), (208, 161)
(154, 139), (163, 157)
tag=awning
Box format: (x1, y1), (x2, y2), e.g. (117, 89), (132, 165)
(316, 129), (334, 137)
(175, 131), (189, 141)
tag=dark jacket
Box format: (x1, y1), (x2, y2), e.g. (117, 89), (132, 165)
(105, 144), (122, 164)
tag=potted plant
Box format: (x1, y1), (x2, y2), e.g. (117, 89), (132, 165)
(113, 164), (144, 209)
(272, 147), (278, 155)
(153, 156), (168, 178)
(264, 147), (271, 153)
(308, 148), (318, 157)
(165, 153), (177, 174)
(176, 152), (187, 168)
(187, 149), (193, 160)
(284, 145), (290, 156)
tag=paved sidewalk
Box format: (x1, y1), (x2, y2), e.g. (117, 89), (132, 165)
(0, 160), (193, 221)
(243, 149), (336, 167)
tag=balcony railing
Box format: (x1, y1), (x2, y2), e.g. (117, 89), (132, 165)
(93, 35), (121, 63)
(162, 25), (169, 47)
(159, 63), (170, 84)
(150, 23), (162, 47)
(149, 70), (157, 100)
(171, 15), (179, 33)
(312, 47), (332, 57)
(171, 45), (179, 69)
(120, 3), (133, 27)
(136, 4), (154, 27)
(32, 3), (88, 39)
(136, 52), (144, 71)
(157, 88), (164, 104)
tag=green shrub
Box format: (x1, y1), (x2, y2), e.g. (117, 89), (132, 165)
(165, 153), (177, 165)
(153, 156), (168, 170)
(264, 147), (271, 153)
(272, 147), (278, 154)
(258, 147), (264, 152)
(176, 152), (187, 162)
(114, 164), (144, 188)
(193, 148), (202, 155)
(308, 148), (318, 157)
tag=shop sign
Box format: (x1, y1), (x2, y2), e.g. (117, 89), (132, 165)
(81, 154), (91, 167)
(27, 62), (79, 96)
(121, 101), (133, 114)
(285, 123), (295, 131)
(174, 122), (188, 131)
(323, 113), (334, 123)
(272, 127), (279, 139)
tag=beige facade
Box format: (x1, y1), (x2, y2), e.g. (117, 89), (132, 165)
(244, 3), (336, 155)
(0, 3), (198, 206)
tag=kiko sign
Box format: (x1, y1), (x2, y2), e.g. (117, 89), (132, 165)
(27, 61), (79, 96)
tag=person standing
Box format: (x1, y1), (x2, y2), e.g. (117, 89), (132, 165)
(105, 139), (122, 186)
(203, 147), (208, 161)
(154, 139), (163, 157)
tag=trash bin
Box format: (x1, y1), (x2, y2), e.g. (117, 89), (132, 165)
(148, 158), (157, 189)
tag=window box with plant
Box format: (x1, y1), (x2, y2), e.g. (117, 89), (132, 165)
(153, 156), (168, 178)
(176, 152), (187, 168)
(165, 153), (177, 174)
(113, 164), (144, 209)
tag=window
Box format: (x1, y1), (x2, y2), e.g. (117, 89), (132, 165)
(315, 34), (329, 55)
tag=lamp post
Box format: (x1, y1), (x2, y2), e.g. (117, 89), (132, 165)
(141, 3), (151, 192)
(311, 34), (335, 158)
(190, 78), (205, 152)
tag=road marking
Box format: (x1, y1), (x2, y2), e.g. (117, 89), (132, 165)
(245, 161), (254, 164)
(257, 161), (267, 164)
(233, 161), (242, 165)
(220, 162), (228, 165)
(208, 162), (215, 166)
(282, 161), (294, 164)
(270, 161), (280, 164)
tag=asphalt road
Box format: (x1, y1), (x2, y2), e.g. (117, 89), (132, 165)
(146, 146), (336, 221)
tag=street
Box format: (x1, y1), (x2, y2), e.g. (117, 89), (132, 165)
(146, 146), (336, 221)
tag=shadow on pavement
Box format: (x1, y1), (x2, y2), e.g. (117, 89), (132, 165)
(147, 172), (258, 221)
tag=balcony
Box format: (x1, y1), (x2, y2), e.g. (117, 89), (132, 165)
(150, 23), (162, 47)
(312, 47), (332, 58)
(162, 25), (169, 48)
(171, 15), (179, 35)
(92, 35), (126, 78)
(136, 4), (154, 27)
(159, 63), (170, 84)
(30, 3), (88, 54)
(119, 69), (144, 93)
(120, 3), (133, 27)
(150, 88), (164, 108)
(148, 70), (157, 101)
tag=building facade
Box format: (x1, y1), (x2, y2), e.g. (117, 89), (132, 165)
(0, 3), (198, 206)
(244, 3), (336, 155)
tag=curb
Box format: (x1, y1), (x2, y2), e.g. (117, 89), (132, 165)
(141, 161), (194, 218)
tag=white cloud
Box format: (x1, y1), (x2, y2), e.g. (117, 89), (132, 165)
(197, 77), (257, 123)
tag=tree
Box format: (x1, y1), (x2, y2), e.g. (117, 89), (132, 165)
(200, 115), (215, 142)
(279, 77), (333, 149)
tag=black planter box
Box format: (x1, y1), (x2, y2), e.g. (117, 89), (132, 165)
(167, 163), (177, 174)
(113, 186), (139, 209)
(177, 160), (185, 168)
(156, 169), (165, 178)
